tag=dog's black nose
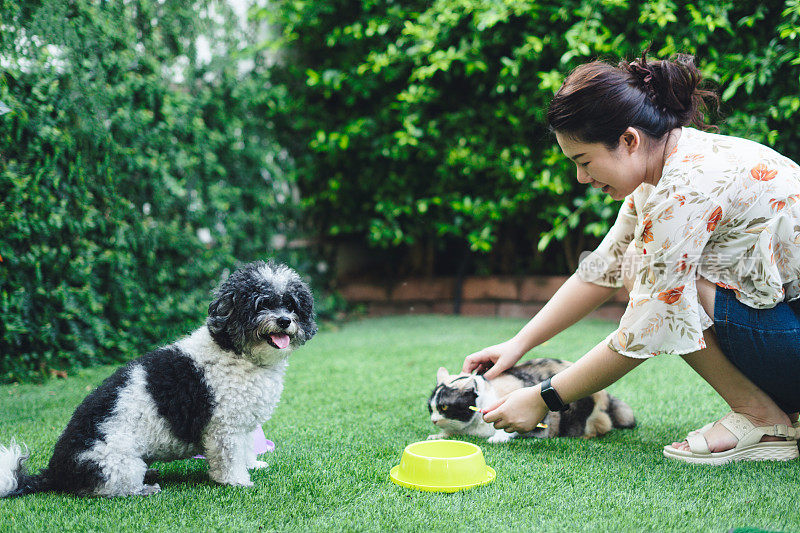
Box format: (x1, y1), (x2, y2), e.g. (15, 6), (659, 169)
(277, 316), (291, 329)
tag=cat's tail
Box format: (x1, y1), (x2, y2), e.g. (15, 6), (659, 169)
(0, 439), (50, 497)
(607, 395), (636, 429)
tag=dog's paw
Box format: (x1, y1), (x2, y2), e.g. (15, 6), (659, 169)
(209, 470), (254, 487)
(427, 433), (447, 440)
(137, 483), (161, 496)
(249, 460), (269, 470)
(215, 477), (254, 487)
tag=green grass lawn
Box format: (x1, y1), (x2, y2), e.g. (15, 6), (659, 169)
(1, 315), (798, 532)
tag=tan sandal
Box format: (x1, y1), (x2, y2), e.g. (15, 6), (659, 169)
(681, 414), (798, 439)
(685, 415), (798, 440)
(663, 412), (799, 465)
(682, 417), (723, 440)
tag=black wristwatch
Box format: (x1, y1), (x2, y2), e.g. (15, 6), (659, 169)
(540, 377), (569, 412)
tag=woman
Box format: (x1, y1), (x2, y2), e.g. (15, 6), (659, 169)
(463, 52), (800, 464)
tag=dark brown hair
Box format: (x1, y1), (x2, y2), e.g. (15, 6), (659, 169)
(547, 51), (719, 148)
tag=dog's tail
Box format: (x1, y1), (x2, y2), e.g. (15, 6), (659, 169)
(0, 440), (50, 498)
(607, 395), (636, 429)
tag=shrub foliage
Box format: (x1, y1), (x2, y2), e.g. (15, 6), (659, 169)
(0, 0), (303, 382)
(3, 0), (800, 381)
(261, 0), (800, 276)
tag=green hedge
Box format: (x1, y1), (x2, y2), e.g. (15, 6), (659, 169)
(4, 0), (800, 382)
(0, 0), (311, 383)
(260, 0), (800, 276)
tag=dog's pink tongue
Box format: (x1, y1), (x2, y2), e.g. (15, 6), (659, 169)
(270, 333), (290, 349)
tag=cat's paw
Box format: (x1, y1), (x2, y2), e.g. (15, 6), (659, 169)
(488, 431), (515, 444)
(249, 460), (269, 470)
(427, 433), (448, 440)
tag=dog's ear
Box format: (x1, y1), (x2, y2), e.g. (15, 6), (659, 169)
(207, 289), (244, 354)
(289, 279), (318, 343)
(208, 290), (233, 322)
(436, 367), (450, 385)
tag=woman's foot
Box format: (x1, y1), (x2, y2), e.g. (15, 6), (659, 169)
(670, 409), (792, 453)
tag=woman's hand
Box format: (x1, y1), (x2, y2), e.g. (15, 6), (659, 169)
(462, 338), (525, 380)
(482, 386), (548, 433)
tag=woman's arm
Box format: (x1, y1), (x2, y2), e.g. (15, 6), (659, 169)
(463, 273), (622, 378)
(483, 339), (644, 432)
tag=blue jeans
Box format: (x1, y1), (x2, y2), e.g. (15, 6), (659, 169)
(714, 286), (800, 414)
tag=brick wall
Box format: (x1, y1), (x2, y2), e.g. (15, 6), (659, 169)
(339, 276), (628, 322)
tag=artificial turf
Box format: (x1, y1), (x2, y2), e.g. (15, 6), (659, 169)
(1, 315), (798, 532)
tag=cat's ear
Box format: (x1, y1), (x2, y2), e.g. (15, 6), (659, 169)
(469, 370), (485, 391)
(436, 367), (450, 384)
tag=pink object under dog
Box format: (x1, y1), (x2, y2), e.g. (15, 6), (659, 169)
(192, 426), (275, 459)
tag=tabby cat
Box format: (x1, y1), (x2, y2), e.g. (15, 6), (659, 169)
(428, 358), (636, 443)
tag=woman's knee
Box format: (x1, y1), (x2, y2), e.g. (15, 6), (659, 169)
(620, 241), (715, 319)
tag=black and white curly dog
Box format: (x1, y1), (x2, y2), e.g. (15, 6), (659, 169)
(0, 261), (316, 497)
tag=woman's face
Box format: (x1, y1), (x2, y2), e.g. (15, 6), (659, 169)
(555, 128), (648, 201)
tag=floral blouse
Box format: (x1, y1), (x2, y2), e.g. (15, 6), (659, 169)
(577, 127), (800, 358)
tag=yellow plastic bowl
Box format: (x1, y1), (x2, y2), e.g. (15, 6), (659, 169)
(389, 440), (495, 492)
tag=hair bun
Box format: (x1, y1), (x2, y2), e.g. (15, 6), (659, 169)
(623, 52), (705, 120)
(547, 49), (719, 146)
(628, 61), (659, 103)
